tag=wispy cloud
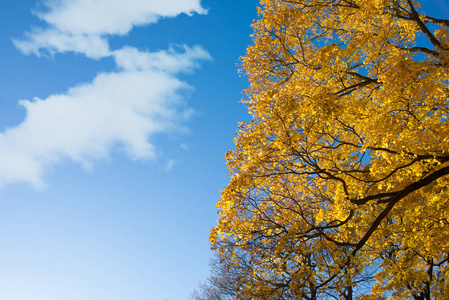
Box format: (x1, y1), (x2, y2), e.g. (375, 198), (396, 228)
(14, 0), (207, 58)
(14, 28), (111, 59)
(113, 45), (210, 73)
(0, 46), (210, 188)
(164, 159), (177, 172)
(2, 0), (210, 188)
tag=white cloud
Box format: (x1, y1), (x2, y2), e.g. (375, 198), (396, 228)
(14, 0), (207, 58)
(164, 159), (176, 172)
(180, 143), (189, 151)
(37, 0), (207, 35)
(14, 28), (111, 59)
(0, 46), (210, 188)
(113, 45), (211, 73)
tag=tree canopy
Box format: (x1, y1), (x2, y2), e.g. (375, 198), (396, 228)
(211, 0), (449, 299)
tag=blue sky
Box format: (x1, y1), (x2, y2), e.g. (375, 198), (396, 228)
(0, 1), (448, 300)
(0, 1), (257, 299)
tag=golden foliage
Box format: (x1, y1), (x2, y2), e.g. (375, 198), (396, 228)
(211, 0), (449, 299)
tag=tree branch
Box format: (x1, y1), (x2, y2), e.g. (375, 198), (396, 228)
(406, 0), (445, 51)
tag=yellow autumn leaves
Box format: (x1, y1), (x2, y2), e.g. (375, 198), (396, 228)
(212, 0), (449, 299)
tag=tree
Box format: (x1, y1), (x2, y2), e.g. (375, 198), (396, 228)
(189, 249), (247, 300)
(211, 0), (449, 299)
